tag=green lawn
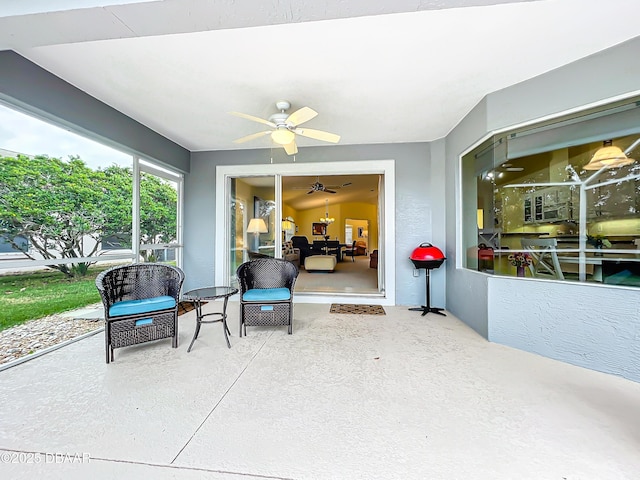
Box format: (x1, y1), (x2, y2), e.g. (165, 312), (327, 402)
(0, 268), (106, 331)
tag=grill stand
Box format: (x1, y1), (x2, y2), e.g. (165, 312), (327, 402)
(409, 267), (446, 316)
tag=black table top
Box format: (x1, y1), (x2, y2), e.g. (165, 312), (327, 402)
(182, 286), (238, 301)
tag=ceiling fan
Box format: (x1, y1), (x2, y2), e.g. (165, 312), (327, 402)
(484, 163), (525, 181)
(293, 177), (352, 195)
(230, 101), (341, 155)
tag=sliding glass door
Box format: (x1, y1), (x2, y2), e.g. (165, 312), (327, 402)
(215, 161), (395, 304)
(226, 176), (276, 287)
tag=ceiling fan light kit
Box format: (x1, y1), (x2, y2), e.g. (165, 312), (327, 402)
(231, 100), (341, 155)
(271, 128), (295, 145)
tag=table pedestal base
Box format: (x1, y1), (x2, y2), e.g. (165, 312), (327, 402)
(187, 296), (232, 352)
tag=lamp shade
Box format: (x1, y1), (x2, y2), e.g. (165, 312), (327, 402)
(247, 218), (268, 233)
(584, 140), (635, 170)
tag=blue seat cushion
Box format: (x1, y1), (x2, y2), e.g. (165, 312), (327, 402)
(242, 288), (291, 302)
(109, 295), (176, 317)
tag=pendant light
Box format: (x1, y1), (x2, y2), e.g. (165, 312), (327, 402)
(584, 140), (635, 170)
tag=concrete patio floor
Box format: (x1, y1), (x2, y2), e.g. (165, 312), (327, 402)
(1, 303), (639, 479)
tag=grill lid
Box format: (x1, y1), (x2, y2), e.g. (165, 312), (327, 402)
(410, 243), (446, 269)
(410, 243), (445, 261)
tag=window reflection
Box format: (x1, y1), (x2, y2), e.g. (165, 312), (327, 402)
(463, 98), (640, 287)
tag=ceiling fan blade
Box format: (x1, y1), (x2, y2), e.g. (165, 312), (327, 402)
(282, 140), (298, 155)
(233, 131), (271, 144)
(229, 111), (276, 128)
(286, 106), (317, 127)
(324, 189), (337, 194)
(307, 190), (314, 195)
(293, 127), (340, 143)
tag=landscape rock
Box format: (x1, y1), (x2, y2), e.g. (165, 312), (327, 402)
(0, 313), (104, 365)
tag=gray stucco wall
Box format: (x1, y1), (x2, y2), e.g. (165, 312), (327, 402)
(486, 36), (640, 133)
(445, 96), (491, 338)
(184, 143), (439, 307)
(0, 51), (189, 172)
(445, 36), (640, 382)
(488, 277), (640, 381)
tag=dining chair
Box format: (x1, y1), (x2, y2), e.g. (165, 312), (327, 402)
(520, 238), (565, 280)
(342, 241), (357, 262)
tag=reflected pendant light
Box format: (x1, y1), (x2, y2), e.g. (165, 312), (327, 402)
(584, 140), (635, 170)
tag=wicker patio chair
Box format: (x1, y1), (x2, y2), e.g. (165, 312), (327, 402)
(95, 263), (185, 363)
(236, 258), (299, 337)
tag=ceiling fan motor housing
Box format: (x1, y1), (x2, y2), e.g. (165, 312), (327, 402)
(275, 100), (291, 111)
(269, 112), (290, 127)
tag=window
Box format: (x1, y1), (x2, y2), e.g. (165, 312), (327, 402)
(0, 104), (183, 275)
(100, 234), (131, 251)
(0, 235), (28, 253)
(462, 96), (640, 287)
(138, 159), (183, 265)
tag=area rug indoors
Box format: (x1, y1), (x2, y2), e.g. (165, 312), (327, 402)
(329, 304), (386, 315)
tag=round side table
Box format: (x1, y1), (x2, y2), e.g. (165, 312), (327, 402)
(182, 286), (238, 351)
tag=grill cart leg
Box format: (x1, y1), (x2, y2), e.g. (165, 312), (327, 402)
(409, 268), (446, 316)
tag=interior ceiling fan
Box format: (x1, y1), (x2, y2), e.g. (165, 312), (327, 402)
(293, 177), (352, 195)
(485, 162), (525, 180)
(230, 101), (341, 155)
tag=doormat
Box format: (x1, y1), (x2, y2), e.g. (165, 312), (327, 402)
(177, 301), (207, 316)
(330, 304), (386, 315)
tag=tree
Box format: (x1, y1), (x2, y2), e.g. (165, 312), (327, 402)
(0, 154), (177, 277)
(139, 172), (178, 261)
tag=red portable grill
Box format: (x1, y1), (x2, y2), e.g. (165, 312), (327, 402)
(477, 243), (494, 273)
(409, 243), (446, 316)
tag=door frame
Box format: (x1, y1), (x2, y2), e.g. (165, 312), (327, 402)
(215, 159), (396, 305)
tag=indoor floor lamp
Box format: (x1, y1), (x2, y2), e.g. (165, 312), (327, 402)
(247, 218), (268, 252)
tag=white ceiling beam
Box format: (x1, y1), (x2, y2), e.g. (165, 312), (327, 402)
(0, 0), (541, 49)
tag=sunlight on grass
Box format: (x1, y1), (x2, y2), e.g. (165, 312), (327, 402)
(0, 267), (106, 331)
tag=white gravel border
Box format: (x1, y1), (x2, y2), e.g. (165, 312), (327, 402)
(0, 326), (104, 372)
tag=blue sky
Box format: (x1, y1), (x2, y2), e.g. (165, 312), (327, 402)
(0, 103), (131, 169)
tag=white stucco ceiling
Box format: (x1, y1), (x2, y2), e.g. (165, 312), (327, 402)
(1, 0), (640, 153)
